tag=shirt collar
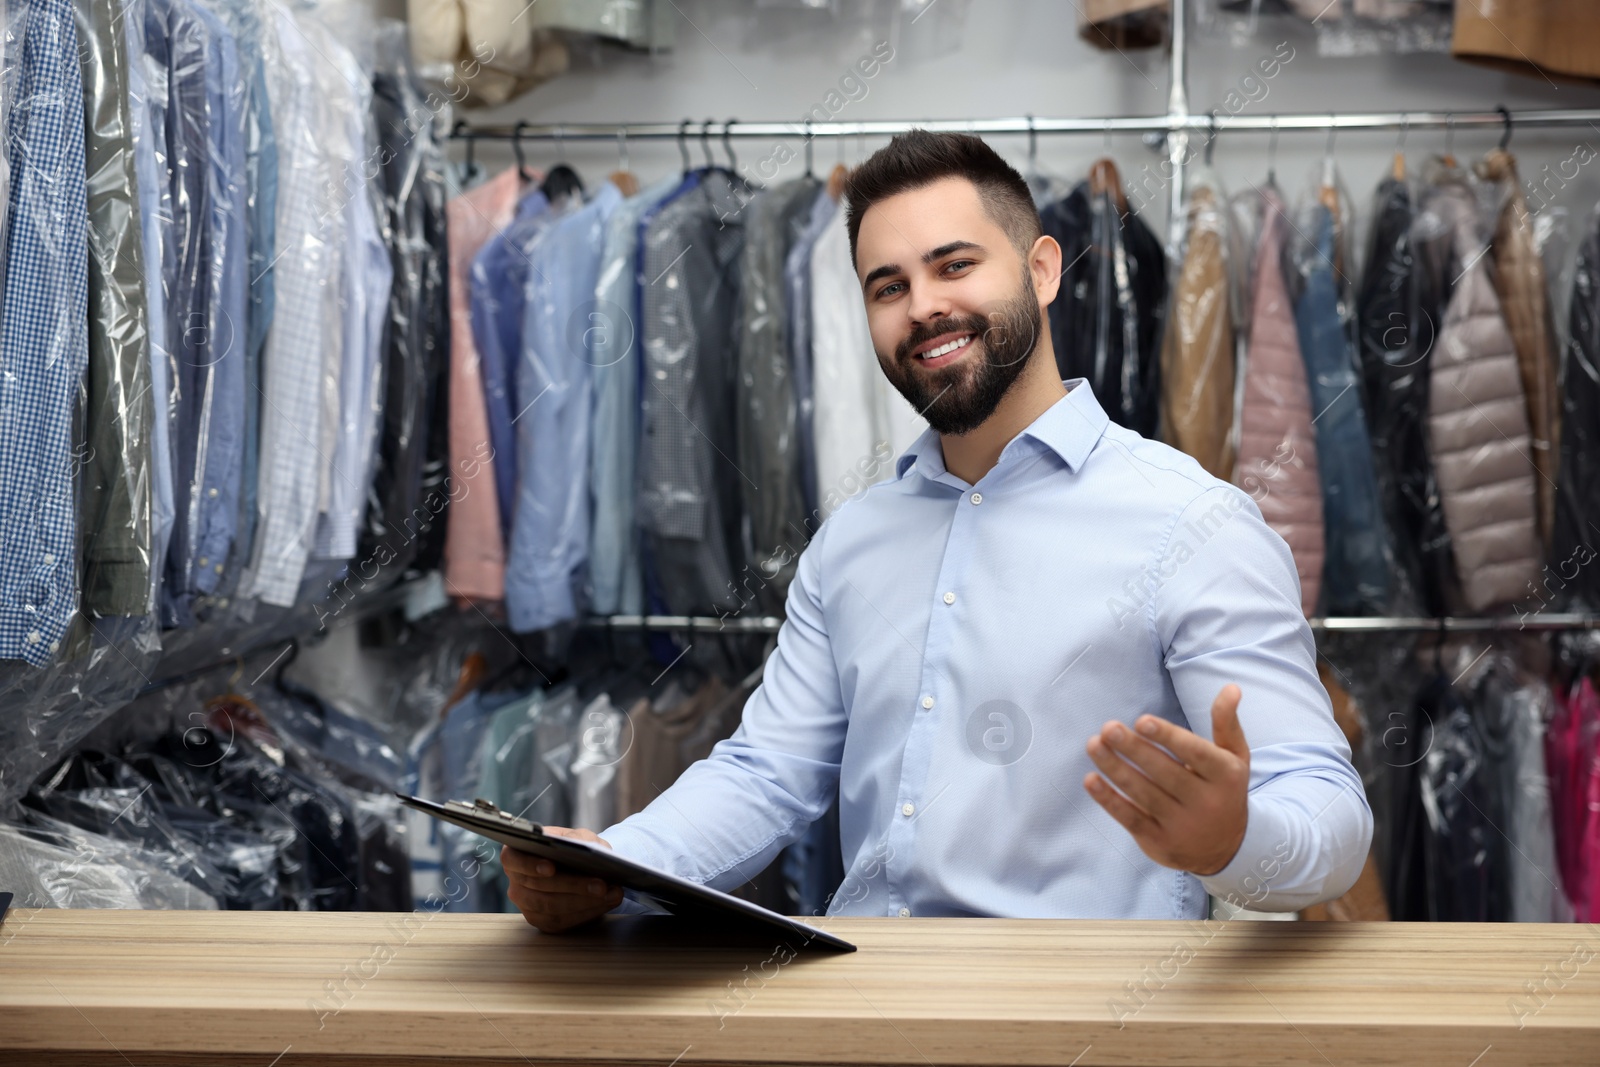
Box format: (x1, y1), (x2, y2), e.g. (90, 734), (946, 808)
(894, 378), (1110, 482)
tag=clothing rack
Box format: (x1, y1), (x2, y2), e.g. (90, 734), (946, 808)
(443, 0), (1600, 640)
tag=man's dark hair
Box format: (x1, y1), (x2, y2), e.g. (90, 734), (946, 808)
(843, 129), (1041, 270)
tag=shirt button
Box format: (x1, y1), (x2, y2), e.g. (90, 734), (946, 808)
(214, 564), (224, 574)
(198, 557), (208, 567)
(920, 696), (934, 710)
(942, 591), (955, 605)
(899, 907), (911, 917)
(42, 553), (55, 565)
(207, 487), (218, 498)
(970, 492), (982, 505)
(901, 802), (915, 817)
(48, 641), (58, 653)
(26, 631), (40, 644)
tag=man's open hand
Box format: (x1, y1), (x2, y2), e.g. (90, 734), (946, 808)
(1083, 684), (1249, 876)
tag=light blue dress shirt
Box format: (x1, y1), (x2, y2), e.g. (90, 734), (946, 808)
(506, 182), (623, 632)
(601, 380), (1373, 918)
(469, 188), (556, 540)
(189, 0), (245, 597)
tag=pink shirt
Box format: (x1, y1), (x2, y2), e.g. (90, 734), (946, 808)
(443, 168), (526, 601)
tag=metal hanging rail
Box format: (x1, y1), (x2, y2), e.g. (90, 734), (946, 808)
(444, 107), (1600, 143)
(577, 613), (1600, 634)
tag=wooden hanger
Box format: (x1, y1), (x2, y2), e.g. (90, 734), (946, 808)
(826, 162), (849, 202)
(1088, 157), (1127, 214)
(442, 651), (487, 719)
(608, 169), (640, 197)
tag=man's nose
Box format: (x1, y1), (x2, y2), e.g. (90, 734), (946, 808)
(905, 280), (953, 328)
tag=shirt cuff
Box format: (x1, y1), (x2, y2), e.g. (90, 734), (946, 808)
(1194, 794), (1296, 912)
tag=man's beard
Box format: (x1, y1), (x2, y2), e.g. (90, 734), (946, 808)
(878, 274), (1043, 436)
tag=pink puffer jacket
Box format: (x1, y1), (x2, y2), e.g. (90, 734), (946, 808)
(1233, 188), (1324, 616)
(1426, 176), (1541, 612)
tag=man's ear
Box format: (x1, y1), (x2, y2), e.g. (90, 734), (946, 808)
(1030, 234), (1062, 305)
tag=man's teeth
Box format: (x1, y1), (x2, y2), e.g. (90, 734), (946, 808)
(919, 335), (972, 359)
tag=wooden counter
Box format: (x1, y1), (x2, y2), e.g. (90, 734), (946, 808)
(2, 909), (1597, 1065)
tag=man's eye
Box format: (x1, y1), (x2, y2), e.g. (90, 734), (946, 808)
(877, 282), (904, 299)
(944, 259), (975, 272)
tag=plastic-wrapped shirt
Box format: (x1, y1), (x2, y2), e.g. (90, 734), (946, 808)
(506, 182), (623, 632)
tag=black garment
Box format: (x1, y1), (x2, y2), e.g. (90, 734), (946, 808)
(129, 729), (362, 911)
(26, 749), (279, 909)
(1040, 182), (1166, 438)
(361, 63), (452, 578)
(1551, 213), (1600, 610)
(1356, 177), (1433, 615)
(1386, 672), (1507, 922)
(1407, 176), (1468, 615)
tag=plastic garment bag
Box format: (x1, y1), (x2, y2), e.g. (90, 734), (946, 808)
(362, 24), (452, 581)
(147, 0), (246, 626)
(74, 0), (154, 618)
(0, 0), (91, 665)
(1385, 667), (1505, 922)
(1551, 209), (1600, 612)
(1228, 184), (1323, 616)
(1042, 168), (1166, 438)
(735, 178), (822, 612)
(637, 170), (750, 616)
(1288, 166), (1394, 616)
(1463, 652), (1570, 923)
(1416, 162), (1541, 614)
(1356, 169), (1436, 617)
(244, 0), (342, 608)
(505, 182), (624, 633)
(0, 819), (219, 909)
(1478, 149), (1561, 547)
(26, 749), (280, 909)
(1158, 169), (1234, 481)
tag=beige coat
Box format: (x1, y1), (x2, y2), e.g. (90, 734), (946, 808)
(1426, 176), (1542, 612)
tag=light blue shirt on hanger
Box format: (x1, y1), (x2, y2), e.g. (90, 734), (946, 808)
(601, 379), (1372, 919)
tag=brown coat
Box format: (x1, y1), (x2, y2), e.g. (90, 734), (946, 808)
(1426, 177), (1542, 612)
(1233, 189), (1324, 617)
(1478, 149), (1561, 545)
(1161, 181), (1236, 481)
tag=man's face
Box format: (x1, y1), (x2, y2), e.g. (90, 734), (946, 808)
(855, 176), (1052, 436)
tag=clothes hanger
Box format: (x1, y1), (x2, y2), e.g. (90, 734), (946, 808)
(1497, 104), (1513, 153)
(1204, 110), (1218, 167)
(804, 118), (815, 179)
(442, 651), (488, 719)
(678, 117), (693, 177)
(722, 117), (739, 175)
(1266, 115), (1280, 189)
(539, 125), (585, 204)
(1441, 113), (1457, 170)
(700, 117), (717, 173)
(512, 120), (532, 183)
(1392, 113), (1407, 181)
(607, 127), (638, 197)
(1088, 158), (1128, 215)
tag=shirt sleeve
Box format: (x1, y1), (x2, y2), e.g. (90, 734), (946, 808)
(598, 518), (848, 901)
(1151, 484), (1373, 912)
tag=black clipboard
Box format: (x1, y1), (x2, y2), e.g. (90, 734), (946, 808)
(397, 794), (855, 953)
